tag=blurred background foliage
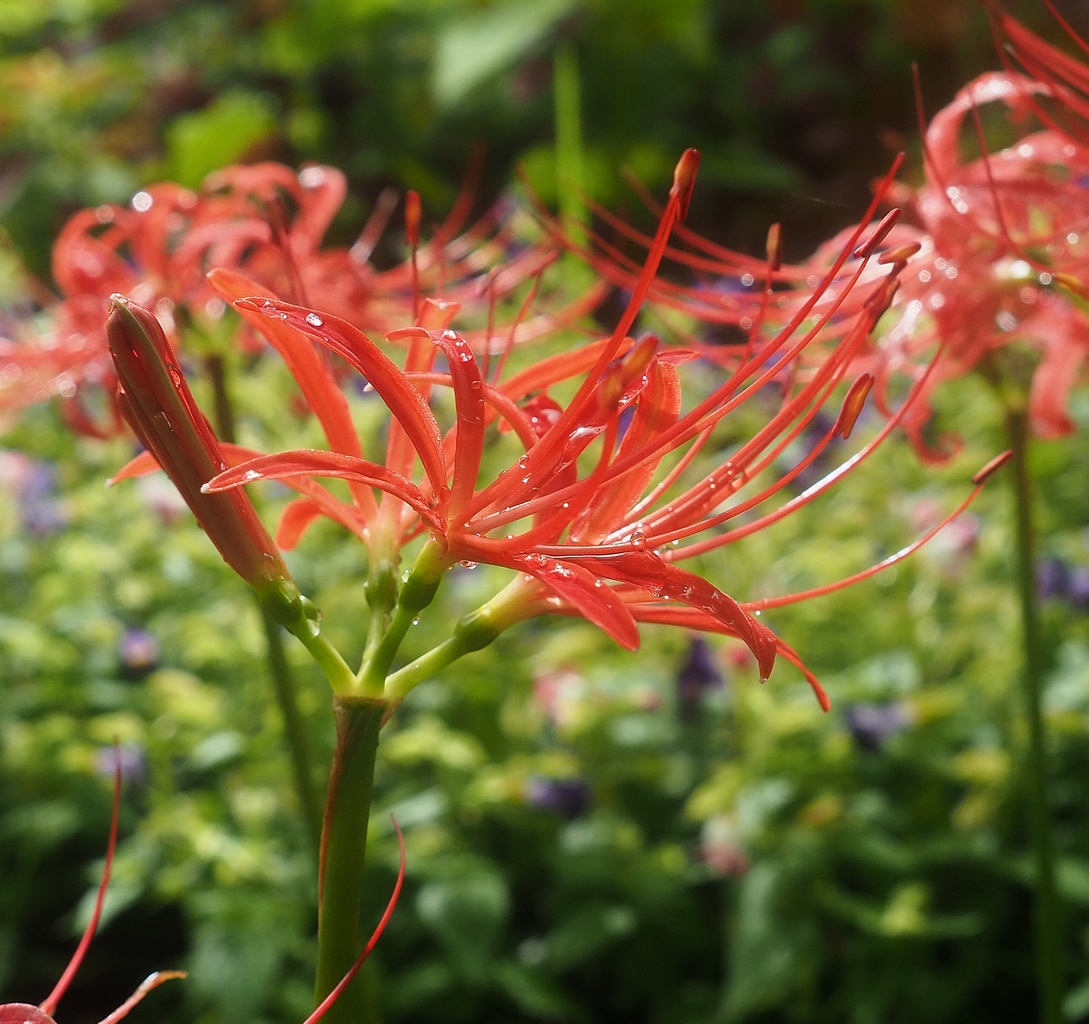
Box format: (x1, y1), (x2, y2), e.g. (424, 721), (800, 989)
(1, 0), (1081, 281)
(4, 1), (1089, 1023)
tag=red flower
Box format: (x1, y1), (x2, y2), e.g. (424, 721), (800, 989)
(186, 149), (996, 709)
(5, 161), (588, 436)
(782, 13), (1089, 452)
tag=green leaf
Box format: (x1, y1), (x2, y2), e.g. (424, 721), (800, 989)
(432, 0), (576, 109)
(544, 902), (636, 970)
(416, 867), (510, 982)
(163, 91), (279, 188)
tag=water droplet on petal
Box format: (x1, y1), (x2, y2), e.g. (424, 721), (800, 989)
(299, 166), (328, 188)
(629, 531), (647, 548)
(305, 312), (324, 327)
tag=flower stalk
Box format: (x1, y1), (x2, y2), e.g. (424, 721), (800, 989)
(314, 695), (388, 1024)
(1004, 404), (1063, 1024)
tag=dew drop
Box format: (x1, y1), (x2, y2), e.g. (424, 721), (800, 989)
(411, 616), (420, 626)
(242, 469), (262, 483)
(299, 166), (327, 188)
(629, 531), (647, 548)
(131, 191), (153, 213)
(305, 312), (324, 327)
(458, 560), (478, 569)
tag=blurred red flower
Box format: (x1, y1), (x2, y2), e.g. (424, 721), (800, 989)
(4, 161), (594, 436)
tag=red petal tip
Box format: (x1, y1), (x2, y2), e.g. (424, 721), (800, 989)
(765, 224), (782, 273)
(971, 449), (1013, 484)
(671, 149), (700, 221)
(877, 241), (922, 266)
(833, 374), (874, 439)
(852, 209), (901, 260)
(405, 190), (422, 247)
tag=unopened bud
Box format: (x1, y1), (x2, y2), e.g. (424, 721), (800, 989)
(107, 296), (301, 621)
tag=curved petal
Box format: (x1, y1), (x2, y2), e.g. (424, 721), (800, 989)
(503, 552), (640, 650)
(236, 298), (447, 493)
(205, 449), (447, 534)
(429, 328), (486, 525)
(567, 549), (777, 680)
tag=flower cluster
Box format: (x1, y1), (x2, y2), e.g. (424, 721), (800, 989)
(105, 148), (1003, 710)
(797, 11), (1089, 452)
(3, 160), (590, 436)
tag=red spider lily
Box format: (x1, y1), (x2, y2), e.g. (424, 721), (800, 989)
(0, 759), (185, 1024)
(768, 13), (1089, 453)
(186, 148), (1002, 709)
(4, 160), (596, 437)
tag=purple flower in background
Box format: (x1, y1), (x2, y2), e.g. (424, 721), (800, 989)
(117, 627), (161, 680)
(843, 701), (912, 752)
(16, 458), (68, 536)
(1068, 567), (1089, 613)
(94, 743), (148, 786)
(1036, 557), (1089, 612)
(1036, 558), (1071, 601)
(525, 776), (591, 819)
(676, 636), (725, 719)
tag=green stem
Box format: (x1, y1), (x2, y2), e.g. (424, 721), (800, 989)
(315, 695), (387, 1024)
(202, 352), (326, 841)
(1005, 407), (1063, 1024)
(359, 538), (447, 695)
(553, 41), (586, 248)
(386, 599), (505, 700)
(259, 610), (323, 847)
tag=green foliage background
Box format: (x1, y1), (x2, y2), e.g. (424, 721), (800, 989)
(3, 1), (1089, 1023)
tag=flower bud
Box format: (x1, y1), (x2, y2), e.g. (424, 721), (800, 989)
(107, 296), (303, 620)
